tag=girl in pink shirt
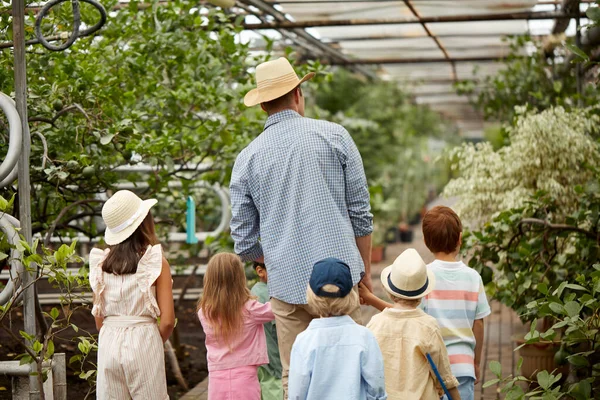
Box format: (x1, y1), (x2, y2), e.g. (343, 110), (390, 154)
(198, 253), (275, 400)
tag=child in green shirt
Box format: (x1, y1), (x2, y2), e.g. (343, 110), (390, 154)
(251, 262), (283, 400)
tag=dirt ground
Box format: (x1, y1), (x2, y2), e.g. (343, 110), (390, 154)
(0, 301), (208, 400)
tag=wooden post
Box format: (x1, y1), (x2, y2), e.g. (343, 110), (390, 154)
(12, 0), (38, 398)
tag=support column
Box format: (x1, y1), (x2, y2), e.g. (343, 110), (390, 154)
(12, 0), (39, 398)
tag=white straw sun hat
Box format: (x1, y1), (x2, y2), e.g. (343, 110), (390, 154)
(244, 57), (315, 107)
(380, 248), (436, 300)
(102, 190), (157, 245)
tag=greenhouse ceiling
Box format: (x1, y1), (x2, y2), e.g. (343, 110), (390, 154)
(238, 0), (596, 138)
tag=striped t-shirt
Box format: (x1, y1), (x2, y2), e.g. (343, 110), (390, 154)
(420, 259), (491, 379)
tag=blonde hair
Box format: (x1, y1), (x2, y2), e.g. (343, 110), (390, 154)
(306, 284), (359, 318)
(389, 293), (422, 307)
(198, 253), (252, 347)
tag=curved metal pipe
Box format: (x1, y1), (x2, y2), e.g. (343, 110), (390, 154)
(0, 214), (23, 306)
(0, 165), (18, 189)
(0, 93), (22, 182)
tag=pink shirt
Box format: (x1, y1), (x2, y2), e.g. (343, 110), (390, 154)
(198, 299), (275, 371)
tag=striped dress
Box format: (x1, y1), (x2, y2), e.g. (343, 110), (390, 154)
(90, 245), (169, 400)
(420, 259), (491, 379)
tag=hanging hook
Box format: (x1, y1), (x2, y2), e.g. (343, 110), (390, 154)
(34, 0), (107, 52)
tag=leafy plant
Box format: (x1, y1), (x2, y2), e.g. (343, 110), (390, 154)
(463, 189), (600, 324)
(0, 0), (269, 242)
(0, 195), (96, 398)
(455, 35), (599, 123)
(444, 106), (600, 224)
(484, 270), (600, 399)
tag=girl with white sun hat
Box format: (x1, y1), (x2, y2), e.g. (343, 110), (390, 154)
(89, 190), (175, 399)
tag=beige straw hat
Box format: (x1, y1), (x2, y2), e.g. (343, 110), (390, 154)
(244, 57), (315, 107)
(380, 248), (436, 300)
(102, 190), (157, 245)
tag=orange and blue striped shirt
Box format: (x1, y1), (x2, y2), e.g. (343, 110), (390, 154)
(420, 260), (491, 379)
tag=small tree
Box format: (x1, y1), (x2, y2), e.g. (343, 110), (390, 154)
(443, 106), (599, 224)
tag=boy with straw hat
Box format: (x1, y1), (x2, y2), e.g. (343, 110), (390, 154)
(231, 57), (374, 397)
(360, 249), (461, 400)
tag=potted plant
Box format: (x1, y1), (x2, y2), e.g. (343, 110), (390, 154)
(371, 227), (387, 264)
(463, 191), (600, 378)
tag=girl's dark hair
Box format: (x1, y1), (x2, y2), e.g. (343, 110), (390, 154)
(102, 212), (159, 275)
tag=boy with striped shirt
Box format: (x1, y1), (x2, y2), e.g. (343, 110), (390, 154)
(420, 206), (491, 400)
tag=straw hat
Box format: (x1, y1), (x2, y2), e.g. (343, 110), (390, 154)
(380, 248), (436, 300)
(102, 190), (157, 245)
(244, 57), (315, 107)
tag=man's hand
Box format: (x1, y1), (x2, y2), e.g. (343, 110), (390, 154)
(360, 272), (373, 293)
(358, 282), (374, 306)
(474, 364), (481, 385)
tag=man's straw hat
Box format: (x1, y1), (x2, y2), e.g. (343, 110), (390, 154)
(102, 190), (157, 245)
(380, 248), (436, 300)
(244, 57), (315, 107)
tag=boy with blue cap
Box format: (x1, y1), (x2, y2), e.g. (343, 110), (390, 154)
(288, 258), (387, 400)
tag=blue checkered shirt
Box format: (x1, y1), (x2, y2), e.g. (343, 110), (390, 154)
(230, 110), (373, 304)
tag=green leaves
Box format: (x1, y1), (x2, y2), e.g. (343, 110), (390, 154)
(490, 360), (502, 377)
(586, 5), (600, 22)
(536, 370), (561, 390)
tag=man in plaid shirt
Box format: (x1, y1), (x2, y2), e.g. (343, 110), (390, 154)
(230, 58), (373, 397)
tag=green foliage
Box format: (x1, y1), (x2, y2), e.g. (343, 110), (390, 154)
(485, 271), (600, 399)
(455, 35), (599, 123)
(0, 195), (95, 395)
(314, 69), (454, 233)
(444, 107), (600, 223)
(0, 0), (268, 240)
(463, 190), (600, 324)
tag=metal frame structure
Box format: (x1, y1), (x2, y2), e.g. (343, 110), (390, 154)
(239, 0), (597, 138)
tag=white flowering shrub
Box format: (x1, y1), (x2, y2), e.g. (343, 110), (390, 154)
(443, 106), (600, 224)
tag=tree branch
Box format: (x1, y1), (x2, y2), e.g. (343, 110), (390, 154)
(519, 218), (598, 242)
(44, 200), (103, 247)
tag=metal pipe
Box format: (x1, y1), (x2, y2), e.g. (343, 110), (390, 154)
(243, 10), (587, 29)
(0, 214), (22, 306)
(324, 33), (549, 42)
(12, 0), (39, 397)
(0, 360), (53, 376)
(0, 93), (22, 182)
(324, 56), (502, 64)
(267, 0), (595, 3)
(575, 1), (582, 106)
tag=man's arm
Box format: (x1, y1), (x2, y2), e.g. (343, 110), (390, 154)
(339, 129), (374, 289)
(229, 156), (263, 262)
(473, 318), (485, 384)
(356, 235), (373, 291)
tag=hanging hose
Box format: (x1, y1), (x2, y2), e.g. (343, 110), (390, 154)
(0, 93), (22, 184)
(34, 0), (107, 52)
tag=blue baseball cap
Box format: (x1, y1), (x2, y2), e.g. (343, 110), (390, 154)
(309, 258), (353, 298)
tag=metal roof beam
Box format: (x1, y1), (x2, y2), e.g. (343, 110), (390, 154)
(238, 0), (377, 79)
(267, 0), (595, 3)
(243, 10), (587, 29)
(325, 56), (502, 64)
(325, 33), (548, 42)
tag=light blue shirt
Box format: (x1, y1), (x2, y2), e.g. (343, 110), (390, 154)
(230, 110), (373, 304)
(288, 315), (387, 400)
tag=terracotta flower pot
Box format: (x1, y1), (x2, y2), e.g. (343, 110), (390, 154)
(371, 245), (386, 264)
(512, 335), (566, 379)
